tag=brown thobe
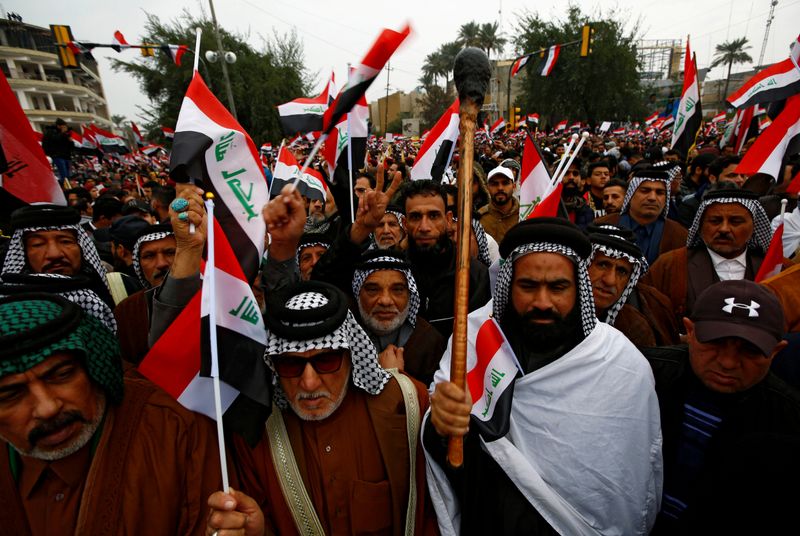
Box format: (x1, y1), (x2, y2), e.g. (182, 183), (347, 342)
(398, 318), (447, 388)
(0, 376), (223, 536)
(763, 263), (800, 332)
(233, 376), (439, 536)
(114, 288), (155, 365)
(594, 212), (688, 261)
(477, 198), (520, 244)
(613, 284), (681, 348)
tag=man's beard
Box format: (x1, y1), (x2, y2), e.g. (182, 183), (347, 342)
(358, 299), (410, 336)
(492, 192), (510, 206)
(501, 303), (583, 369)
(4, 393), (106, 461)
(288, 379), (349, 421)
(308, 211), (326, 224)
(562, 184), (581, 198)
(408, 232), (451, 256)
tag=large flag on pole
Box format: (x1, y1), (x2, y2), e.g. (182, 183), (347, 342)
(141, 72), (272, 441)
(411, 99), (459, 182)
(727, 34), (800, 110)
(755, 220), (784, 282)
(671, 39), (702, 157)
(322, 24), (411, 135)
(519, 133), (561, 219)
(537, 45), (560, 76)
(735, 94), (800, 181)
(0, 71), (65, 205)
(321, 70), (368, 179)
(510, 54), (533, 77)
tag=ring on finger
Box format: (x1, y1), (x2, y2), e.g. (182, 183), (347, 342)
(178, 212), (189, 221)
(171, 198), (189, 212)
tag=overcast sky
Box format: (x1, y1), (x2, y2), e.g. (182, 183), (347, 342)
(4, 0), (799, 122)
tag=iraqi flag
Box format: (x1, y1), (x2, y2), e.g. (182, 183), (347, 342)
(711, 111), (726, 124)
(537, 45), (560, 76)
(466, 312), (522, 440)
(613, 127), (626, 135)
(111, 30), (129, 52)
(527, 113), (539, 126)
(755, 220), (783, 282)
(161, 44), (188, 66)
(69, 131), (84, 149)
(161, 126), (175, 139)
(277, 72), (336, 136)
(732, 105), (759, 154)
(143, 71), (272, 442)
(490, 118), (506, 136)
(510, 54), (533, 77)
(555, 120), (567, 132)
(727, 34), (800, 109)
(321, 69), (368, 184)
(87, 124), (127, 149)
(0, 71), (65, 205)
(130, 121), (145, 146)
(519, 133), (561, 219)
(671, 39), (702, 157)
(735, 94), (800, 181)
(569, 121), (581, 131)
(322, 24), (411, 135)
(645, 111), (659, 126)
(660, 115), (675, 131)
(410, 98), (459, 182)
(269, 142), (302, 196)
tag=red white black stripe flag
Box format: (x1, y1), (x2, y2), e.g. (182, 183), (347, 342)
(537, 45), (560, 76)
(519, 133), (561, 219)
(161, 44), (188, 66)
(727, 34), (800, 110)
(111, 30), (129, 52)
(511, 54), (532, 77)
(141, 72), (272, 441)
(323, 24), (411, 134)
(277, 71), (336, 136)
(130, 121), (144, 146)
(411, 99), (459, 181)
(161, 126), (175, 139)
(645, 111), (659, 125)
(322, 69), (368, 182)
(489, 117), (506, 136)
(671, 39), (702, 157)
(736, 94), (800, 181)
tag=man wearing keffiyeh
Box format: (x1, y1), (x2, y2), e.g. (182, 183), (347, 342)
(424, 217), (663, 536)
(644, 188), (788, 327)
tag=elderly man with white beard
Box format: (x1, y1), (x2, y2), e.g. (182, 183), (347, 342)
(353, 249), (447, 387)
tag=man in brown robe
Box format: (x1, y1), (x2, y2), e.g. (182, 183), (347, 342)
(0, 293), (222, 535)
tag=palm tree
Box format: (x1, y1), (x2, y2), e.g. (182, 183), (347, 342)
(438, 41), (463, 90)
(457, 21), (482, 48)
(710, 37), (753, 101)
(478, 22), (507, 60)
(421, 50), (443, 86)
(111, 114), (127, 129)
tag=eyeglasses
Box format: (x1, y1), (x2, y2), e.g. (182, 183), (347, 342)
(272, 350), (346, 378)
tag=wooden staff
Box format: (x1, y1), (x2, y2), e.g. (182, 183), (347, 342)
(448, 47), (491, 468)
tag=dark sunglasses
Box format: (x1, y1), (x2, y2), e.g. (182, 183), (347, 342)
(272, 350), (347, 378)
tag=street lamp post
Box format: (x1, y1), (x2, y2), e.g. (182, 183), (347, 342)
(207, 0), (237, 119)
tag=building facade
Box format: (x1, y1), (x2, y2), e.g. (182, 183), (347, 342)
(0, 15), (112, 132)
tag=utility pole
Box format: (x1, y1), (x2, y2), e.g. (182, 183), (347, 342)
(383, 62), (393, 135)
(208, 0), (237, 119)
(757, 0), (778, 68)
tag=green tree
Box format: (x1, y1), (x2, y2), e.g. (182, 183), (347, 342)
(457, 22), (482, 48)
(111, 114), (127, 129)
(478, 22), (506, 60)
(111, 10), (308, 144)
(514, 6), (645, 126)
(418, 83), (454, 131)
(710, 37), (752, 102)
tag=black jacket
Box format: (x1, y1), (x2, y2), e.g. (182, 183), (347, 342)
(644, 345), (800, 535)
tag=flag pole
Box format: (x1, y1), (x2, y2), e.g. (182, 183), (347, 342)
(552, 132), (590, 187)
(297, 133), (328, 179)
(550, 133), (578, 184)
(188, 27), (202, 235)
(205, 193), (231, 492)
(347, 63), (356, 224)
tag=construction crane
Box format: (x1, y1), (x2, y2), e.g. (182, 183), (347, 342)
(757, 0), (779, 68)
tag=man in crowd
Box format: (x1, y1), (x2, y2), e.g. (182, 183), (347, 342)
(1, 205), (114, 309)
(353, 249), (446, 386)
(596, 169), (687, 265)
(584, 160), (612, 217)
(399, 180), (490, 337)
(297, 232), (331, 281)
(114, 224), (175, 364)
(108, 215), (150, 282)
(0, 293), (222, 534)
(477, 165), (519, 244)
(558, 156), (594, 228)
(587, 224), (679, 347)
(643, 280), (800, 534)
(602, 178), (627, 215)
(41, 118), (72, 183)
(677, 155), (743, 227)
(372, 205), (406, 250)
(424, 218), (662, 535)
(644, 188), (780, 324)
(149, 185), (176, 224)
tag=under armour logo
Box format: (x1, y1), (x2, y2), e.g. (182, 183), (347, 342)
(722, 297), (760, 317)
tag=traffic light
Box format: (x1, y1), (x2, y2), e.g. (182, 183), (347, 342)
(580, 24), (595, 57)
(141, 44), (157, 57)
(50, 25), (79, 69)
(514, 107), (522, 130)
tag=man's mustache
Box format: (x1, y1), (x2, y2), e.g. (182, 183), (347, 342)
(522, 308), (563, 322)
(28, 410), (88, 447)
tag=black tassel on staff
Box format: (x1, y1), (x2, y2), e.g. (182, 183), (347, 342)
(448, 47), (491, 468)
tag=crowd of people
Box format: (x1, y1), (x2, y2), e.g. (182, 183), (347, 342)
(0, 110), (799, 535)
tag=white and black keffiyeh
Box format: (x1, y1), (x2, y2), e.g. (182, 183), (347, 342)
(493, 242), (597, 337)
(264, 290), (390, 408)
(686, 197), (772, 252)
(352, 256), (420, 327)
(2, 224), (110, 295)
(472, 219), (492, 267)
(132, 230), (173, 288)
(620, 175), (672, 216)
(589, 243), (648, 326)
(296, 241), (330, 266)
(0, 273), (117, 334)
